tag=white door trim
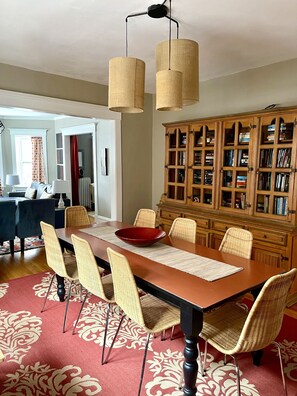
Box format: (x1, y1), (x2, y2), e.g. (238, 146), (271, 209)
(0, 89), (122, 221)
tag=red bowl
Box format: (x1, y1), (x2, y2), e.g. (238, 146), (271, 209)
(115, 227), (166, 247)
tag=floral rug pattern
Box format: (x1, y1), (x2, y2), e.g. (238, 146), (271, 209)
(0, 272), (296, 395)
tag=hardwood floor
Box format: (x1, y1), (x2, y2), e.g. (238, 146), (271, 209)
(1, 246), (297, 318)
(0, 247), (49, 282)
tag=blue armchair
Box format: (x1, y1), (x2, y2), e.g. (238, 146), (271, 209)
(0, 201), (16, 254)
(15, 199), (55, 252)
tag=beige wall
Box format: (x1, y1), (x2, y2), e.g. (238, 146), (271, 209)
(2, 59), (297, 220)
(0, 63), (153, 223)
(152, 58), (297, 209)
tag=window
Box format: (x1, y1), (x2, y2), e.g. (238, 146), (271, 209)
(9, 129), (47, 187)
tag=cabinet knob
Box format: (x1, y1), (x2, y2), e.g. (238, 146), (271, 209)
(281, 255), (289, 261)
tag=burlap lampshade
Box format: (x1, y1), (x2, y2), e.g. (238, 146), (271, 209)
(156, 69), (183, 111)
(108, 57), (145, 113)
(156, 39), (199, 105)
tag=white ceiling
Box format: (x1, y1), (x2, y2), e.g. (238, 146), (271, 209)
(1, 0), (297, 94)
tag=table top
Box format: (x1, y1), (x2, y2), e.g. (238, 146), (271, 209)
(56, 221), (284, 312)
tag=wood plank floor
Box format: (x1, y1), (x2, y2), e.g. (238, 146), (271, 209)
(1, 246), (297, 318)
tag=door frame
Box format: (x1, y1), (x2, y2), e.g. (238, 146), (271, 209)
(0, 89), (122, 221)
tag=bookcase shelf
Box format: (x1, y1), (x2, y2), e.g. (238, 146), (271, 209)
(161, 106), (297, 306)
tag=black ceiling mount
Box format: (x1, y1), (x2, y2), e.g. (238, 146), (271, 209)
(147, 4), (168, 18)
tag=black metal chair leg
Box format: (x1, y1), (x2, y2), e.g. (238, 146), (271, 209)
(62, 280), (73, 333)
(101, 303), (112, 365)
(41, 273), (55, 313)
(138, 333), (151, 396)
(72, 291), (88, 335)
(9, 239), (14, 255)
(102, 314), (125, 365)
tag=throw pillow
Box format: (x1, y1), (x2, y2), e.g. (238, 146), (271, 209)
(25, 187), (37, 199)
(40, 191), (53, 199)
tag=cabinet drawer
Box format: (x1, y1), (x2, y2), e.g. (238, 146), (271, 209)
(250, 228), (287, 246)
(160, 210), (181, 221)
(185, 215), (209, 229)
(212, 221), (235, 233)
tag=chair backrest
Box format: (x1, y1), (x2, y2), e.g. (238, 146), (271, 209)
(71, 234), (111, 300)
(107, 247), (145, 327)
(40, 221), (70, 278)
(133, 208), (156, 228)
(0, 200), (16, 242)
(168, 217), (197, 243)
(236, 268), (297, 353)
(219, 227), (253, 259)
(65, 205), (91, 227)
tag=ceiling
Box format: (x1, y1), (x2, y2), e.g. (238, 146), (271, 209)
(1, 0), (297, 94)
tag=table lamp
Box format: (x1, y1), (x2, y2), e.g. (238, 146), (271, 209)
(52, 180), (70, 209)
(6, 174), (20, 192)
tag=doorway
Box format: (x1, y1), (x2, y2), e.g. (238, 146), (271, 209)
(0, 89), (122, 221)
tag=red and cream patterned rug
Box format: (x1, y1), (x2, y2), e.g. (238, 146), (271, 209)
(0, 272), (296, 395)
(0, 237), (44, 255)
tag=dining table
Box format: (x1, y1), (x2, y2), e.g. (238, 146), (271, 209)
(56, 221), (284, 396)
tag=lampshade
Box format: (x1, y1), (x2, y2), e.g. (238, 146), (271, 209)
(156, 39), (199, 105)
(108, 57), (145, 113)
(156, 69), (183, 111)
(6, 174), (20, 186)
(52, 180), (70, 194)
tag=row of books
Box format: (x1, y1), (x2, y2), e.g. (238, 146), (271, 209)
(274, 196), (288, 216)
(276, 148), (291, 168)
(258, 172), (271, 190)
(259, 149), (273, 167)
(236, 175), (247, 189)
(275, 173), (290, 192)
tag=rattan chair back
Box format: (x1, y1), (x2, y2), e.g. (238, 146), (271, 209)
(71, 234), (113, 302)
(237, 268), (297, 352)
(40, 221), (72, 278)
(107, 247), (145, 328)
(169, 217), (197, 243)
(65, 205), (91, 227)
(219, 227), (253, 259)
(133, 208), (156, 228)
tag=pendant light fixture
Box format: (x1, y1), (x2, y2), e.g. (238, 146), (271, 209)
(156, 0), (182, 111)
(108, 12), (145, 113)
(108, 1), (198, 113)
(156, 38), (199, 105)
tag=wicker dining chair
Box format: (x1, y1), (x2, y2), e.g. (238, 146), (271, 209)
(200, 268), (297, 396)
(133, 208), (156, 228)
(219, 227), (253, 259)
(71, 234), (115, 364)
(40, 221), (79, 333)
(105, 247), (180, 396)
(169, 217), (197, 243)
(65, 205), (93, 227)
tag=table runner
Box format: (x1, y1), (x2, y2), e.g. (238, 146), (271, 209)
(80, 226), (243, 282)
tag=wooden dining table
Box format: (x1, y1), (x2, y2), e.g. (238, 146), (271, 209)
(56, 221), (284, 396)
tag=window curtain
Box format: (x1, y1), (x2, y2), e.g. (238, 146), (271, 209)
(0, 178), (3, 196)
(31, 137), (45, 182)
(70, 135), (80, 205)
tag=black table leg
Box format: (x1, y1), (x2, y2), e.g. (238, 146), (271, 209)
(180, 304), (203, 396)
(56, 274), (65, 302)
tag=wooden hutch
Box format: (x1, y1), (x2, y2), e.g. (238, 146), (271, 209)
(158, 106), (297, 306)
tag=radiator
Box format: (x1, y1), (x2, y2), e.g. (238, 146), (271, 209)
(79, 177), (91, 208)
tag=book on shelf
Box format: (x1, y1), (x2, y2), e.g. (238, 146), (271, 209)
(236, 175), (247, 188)
(238, 131), (250, 144)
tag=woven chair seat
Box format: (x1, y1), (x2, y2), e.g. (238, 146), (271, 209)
(140, 294), (180, 334)
(201, 302), (248, 354)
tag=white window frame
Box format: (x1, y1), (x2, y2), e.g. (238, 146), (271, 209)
(9, 128), (48, 186)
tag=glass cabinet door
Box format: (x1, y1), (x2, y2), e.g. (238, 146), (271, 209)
(254, 113), (297, 221)
(187, 122), (218, 208)
(219, 117), (255, 213)
(164, 125), (189, 203)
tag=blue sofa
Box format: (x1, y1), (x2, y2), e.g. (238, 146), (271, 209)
(15, 199), (56, 252)
(0, 201), (16, 254)
(9, 181), (70, 207)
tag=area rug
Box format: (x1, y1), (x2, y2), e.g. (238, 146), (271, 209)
(0, 272), (296, 395)
(0, 236), (44, 255)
